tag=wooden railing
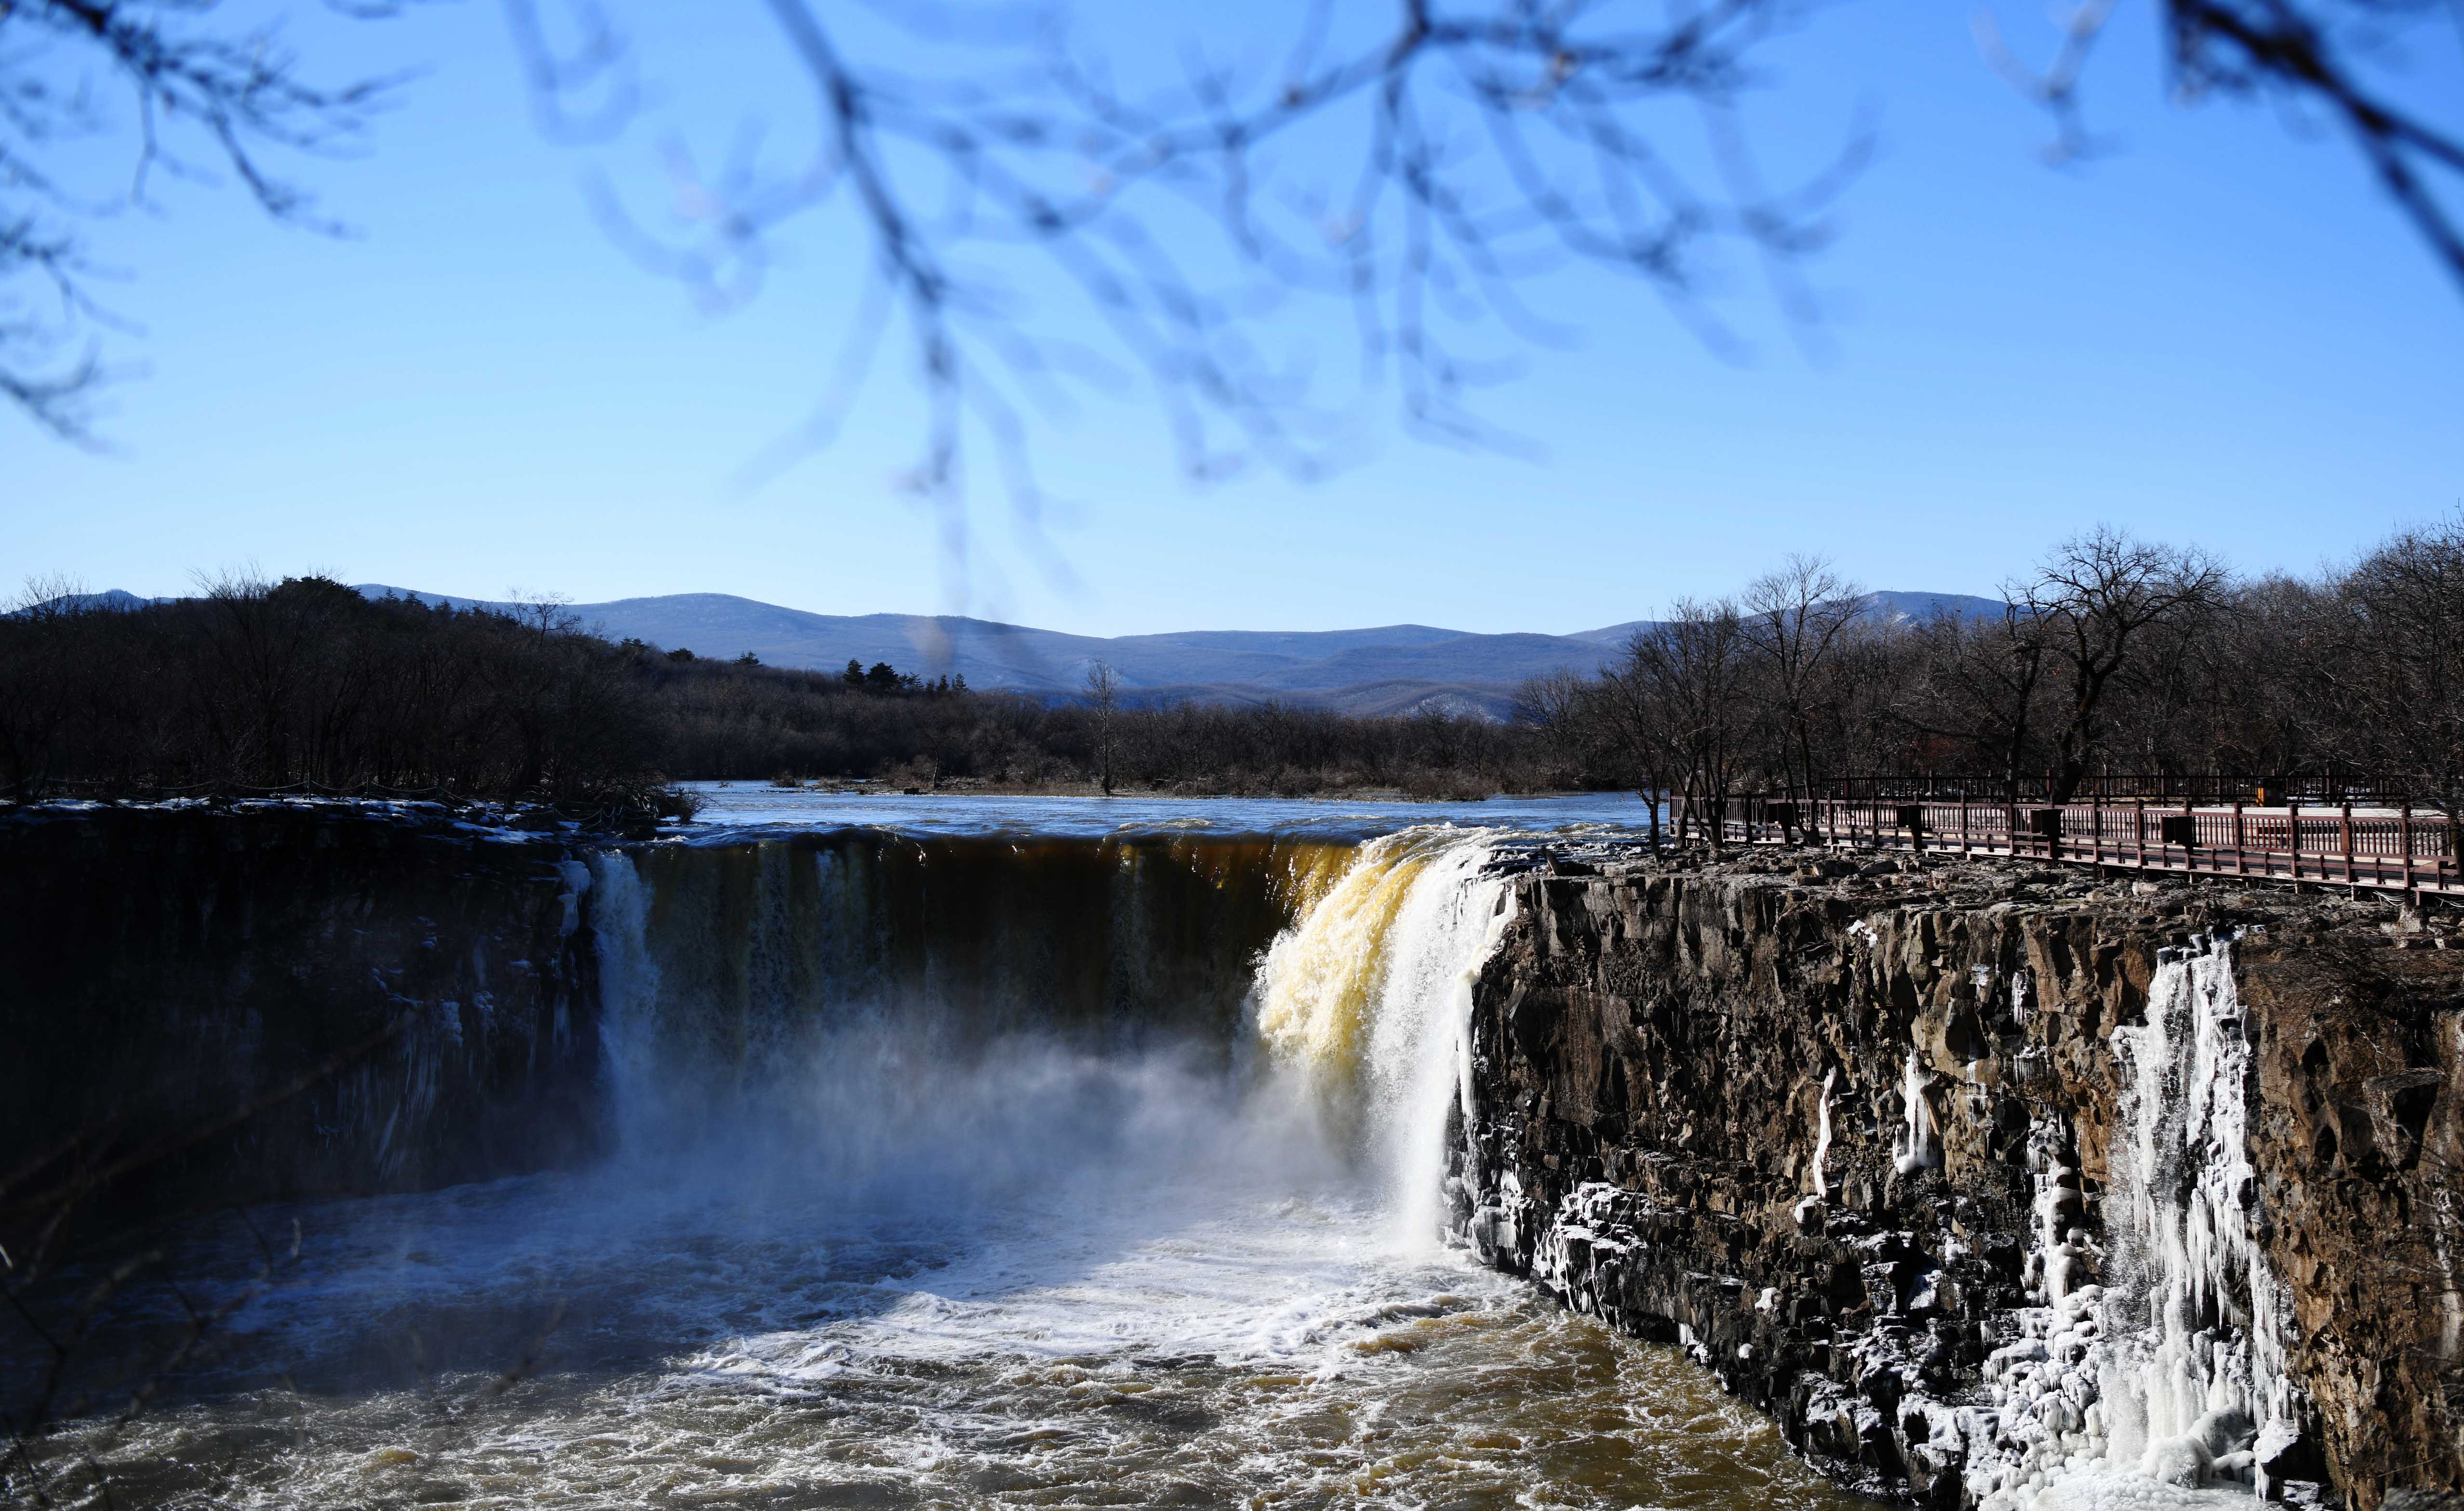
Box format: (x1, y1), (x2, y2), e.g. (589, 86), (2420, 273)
(1669, 794), (2462, 897)
(1822, 773), (2421, 806)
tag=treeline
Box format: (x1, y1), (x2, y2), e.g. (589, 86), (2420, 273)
(654, 654), (1559, 797)
(1525, 518), (2464, 820)
(0, 577), (684, 817)
(18, 515), (2454, 817)
(0, 576), (1565, 805)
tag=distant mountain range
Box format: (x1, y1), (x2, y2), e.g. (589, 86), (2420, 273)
(351, 584), (2004, 718)
(37, 585), (2004, 720)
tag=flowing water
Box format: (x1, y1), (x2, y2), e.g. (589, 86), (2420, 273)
(16, 804), (1860, 1511)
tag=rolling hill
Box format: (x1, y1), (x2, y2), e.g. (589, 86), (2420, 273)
(42, 584), (2005, 719)
(349, 585), (1641, 703)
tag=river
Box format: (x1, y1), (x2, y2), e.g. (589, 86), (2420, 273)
(21, 796), (1864, 1511)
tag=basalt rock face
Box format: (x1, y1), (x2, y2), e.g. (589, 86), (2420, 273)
(0, 805), (603, 1229)
(2239, 926), (2464, 1502)
(1453, 852), (2464, 1511)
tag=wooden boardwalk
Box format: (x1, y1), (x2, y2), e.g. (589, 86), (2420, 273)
(1681, 795), (2463, 899)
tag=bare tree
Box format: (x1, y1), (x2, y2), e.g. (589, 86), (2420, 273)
(501, 0), (2464, 600)
(17, 0), (2463, 535)
(1084, 660), (1120, 796)
(1739, 553), (1863, 811)
(1978, 0), (2464, 294)
(2020, 526), (2229, 803)
(1617, 598), (1749, 851)
(2, 2), (405, 442)
(1515, 529), (2464, 820)
(1521, 663), (1667, 847)
(0, 574), (97, 799)
(1899, 605), (2054, 802)
(508, 0), (1864, 592)
(2332, 512), (2464, 849)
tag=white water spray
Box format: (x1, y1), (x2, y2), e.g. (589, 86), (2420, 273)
(1249, 828), (1517, 1247)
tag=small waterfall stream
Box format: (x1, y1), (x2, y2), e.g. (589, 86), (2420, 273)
(2100, 936), (2299, 1487)
(1249, 827), (1518, 1244)
(1975, 934), (2306, 1511)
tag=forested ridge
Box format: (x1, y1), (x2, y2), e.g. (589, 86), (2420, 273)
(6, 513), (2459, 820)
(0, 577), (1560, 806)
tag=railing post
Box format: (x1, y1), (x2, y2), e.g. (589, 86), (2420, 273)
(2342, 801), (2357, 895)
(2401, 801), (2416, 898)
(2234, 800), (2247, 876)
(2289, 800), (2303, 890)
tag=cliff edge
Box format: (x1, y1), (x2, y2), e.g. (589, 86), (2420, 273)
(1456, 850), (2464, 1511)
(0, 802), (604, 1242)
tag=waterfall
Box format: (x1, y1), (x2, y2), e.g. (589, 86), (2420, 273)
(588, 826), (1516, 1237)
(581, 833), (1346, 1139)
(1248, 827), (1516, 1245)
(586, 849), (665, 1150)
(2098, 936), (2298, 1491)
(1971, 934), (2304, 1510)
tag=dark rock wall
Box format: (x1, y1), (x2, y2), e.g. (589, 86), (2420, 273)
(0, 805), (603, 1227)
(0, 816), (1335, 1236)
(2240, 930), (2464, 1500)
(1454, 854), (2464, 1509)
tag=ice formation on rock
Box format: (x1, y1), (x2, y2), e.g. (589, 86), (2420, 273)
(1812, 1067), (1836, 1198)
(1960, 935), (2305, 1511)
(2097, 936), (2297, 1493)
(1896, 1049), (1944, 1175)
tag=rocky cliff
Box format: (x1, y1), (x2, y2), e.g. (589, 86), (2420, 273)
(1454, 850), (2464, 1511)
(0, 803), (603, 1239)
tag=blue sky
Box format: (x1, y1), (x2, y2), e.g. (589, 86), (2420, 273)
(7, 0), (2459, 635)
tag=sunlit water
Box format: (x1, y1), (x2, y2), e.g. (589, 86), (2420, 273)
(35, 1130), (1850, 1511)
(676, 783), (1662, 843)
(14, 814), (1858, 1511)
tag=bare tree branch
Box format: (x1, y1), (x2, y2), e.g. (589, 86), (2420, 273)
(0, 1), (412, 441)
(1982, 0), (2464, 290)
(534, 0), (1858, 605)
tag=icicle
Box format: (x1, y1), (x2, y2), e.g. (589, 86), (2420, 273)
(1811, 1068), (1835, 1198)
(2095, 936), (2300, 1494)
(1894, 1050), (1942, 1175)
